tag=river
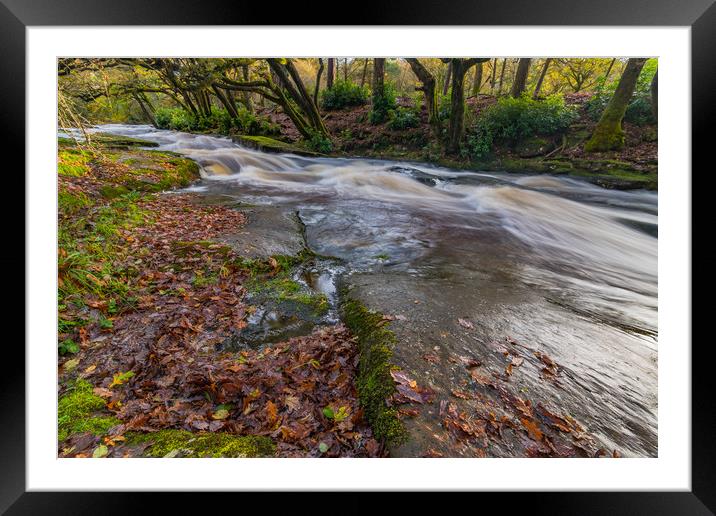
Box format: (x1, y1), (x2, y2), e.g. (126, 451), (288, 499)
(84, 124), (658, 457)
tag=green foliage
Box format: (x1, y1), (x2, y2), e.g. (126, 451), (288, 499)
(369, 83), (397, 124)
(466, 95), (577, 159)
(233, 106), (281, 136)
(307, 131), (333, 153)
(58, 339), (79, 355)
(585, 58), (657, 126)
(58, 192), (150, 317)
(155, 106), (279, 136)
(437, 90), (452, 121)
(387, 107), (420, 130)
(58, 379), (120, 441)
(321, 80), (369, 110)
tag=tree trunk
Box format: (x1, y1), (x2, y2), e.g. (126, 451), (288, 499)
(497, 58), (507, 95)
(510, 58), (531, 98)
(585, 58), (647, 152)
(212, 84), (240, 121)
(446, 60), (467, 153)
(134, 93), (157, 127)
(241, 65), (253, 113)
(601, 58), (617, 86)
(442, 61), (452, 96)
(344, 58), (348, 81)
(371, 58), (386, 122)
(650, 69), (658, 120)
(490, 58), (497, 93)
(532, 58), (551, 99)
(406, 58), (440, 136)
(471, 62), (483, 96)
(314, 58), (324, 107)
(327, 58), (335, 89)
(445, 58), (488, 153)
(360, 58), (369, 87)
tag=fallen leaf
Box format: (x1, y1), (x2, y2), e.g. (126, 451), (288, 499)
(92, 445), (109, 458)
(457, 318), (474, 329)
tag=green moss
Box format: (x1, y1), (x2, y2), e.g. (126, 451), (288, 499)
(233, 135), (324, 157)
(341, 298), (407, 447)
(90, 133), (159, 148)
(99, 184), (131, 199)
(126, 429), (275, 458)
(58, 189), (93, 215)
(58, 149), (92, 177)
(58, 379), (120, 442)
(584, 123), (625, 152)
(119, 156), (199, 192)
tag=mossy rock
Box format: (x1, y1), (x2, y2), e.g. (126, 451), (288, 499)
(91, 133), (159, 148)
(233, 135), (324, 157)
(513, 136), (555, 158)
(126, 429), (275, 458)
(341, 298), (407, 447)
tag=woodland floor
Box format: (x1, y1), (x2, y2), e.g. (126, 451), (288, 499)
(57, 138), (388, 458)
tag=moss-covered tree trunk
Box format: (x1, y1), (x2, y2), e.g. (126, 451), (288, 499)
(406, 58), (440, 137)
(442, 61), (452, 96)
(370, 58), (386, 123)
(650, 69), (658, 120)
(372, 58), (385, 100)
(446, 58), (490, 154)
(472, 61), (483, 96)
(585, 58), (647, 152)
(240, 65), (253, 113)
(497, 58), (507, 95)
(313, 58), (324, 108)
(510, 58), (531, 98)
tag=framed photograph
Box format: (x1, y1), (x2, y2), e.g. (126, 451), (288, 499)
(4, 0), (711, 512)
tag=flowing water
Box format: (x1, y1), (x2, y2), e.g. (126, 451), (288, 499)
(85, 124), (658, 457)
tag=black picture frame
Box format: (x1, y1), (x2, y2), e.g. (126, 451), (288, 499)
(2, 0), (711, 513)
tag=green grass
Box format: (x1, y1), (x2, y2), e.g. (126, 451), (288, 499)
(58, 192), (150, 319)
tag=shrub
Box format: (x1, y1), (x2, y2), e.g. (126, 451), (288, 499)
(437, 91), (452, 121)
(307, 132), (333, 153)
(320, 80), (369, 110)
(154, 106), (279, 136)
(466, 94), (577, 159)
(387, 107), (420, 130)
(369, 83), (397, 124)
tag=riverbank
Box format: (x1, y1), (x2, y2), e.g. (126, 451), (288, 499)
(57, 135), (409, 457)
(249, 93), (657, 191)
